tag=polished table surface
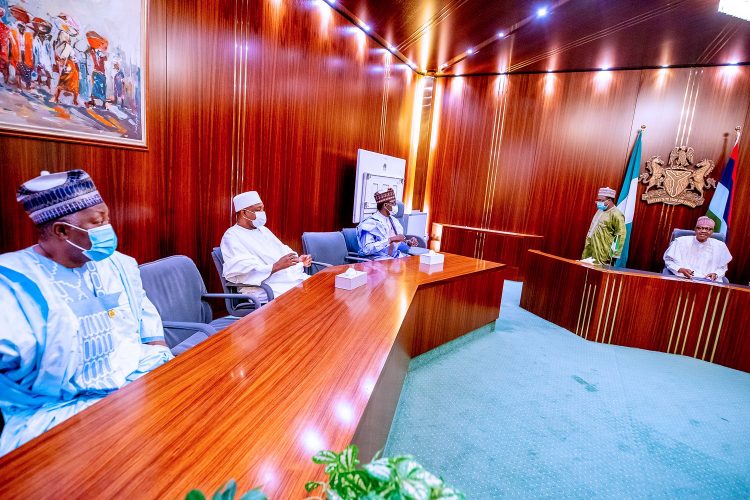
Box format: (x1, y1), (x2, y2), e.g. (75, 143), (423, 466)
(521, 250), (750, 372)
(0, 253), (505, 498)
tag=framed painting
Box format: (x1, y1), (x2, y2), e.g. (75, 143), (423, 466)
(0, 0), (147, 148)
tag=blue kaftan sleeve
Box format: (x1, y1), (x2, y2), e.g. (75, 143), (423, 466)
(357, 217), (391, 256)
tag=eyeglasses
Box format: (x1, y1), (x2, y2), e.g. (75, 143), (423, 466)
(695, 226), (713, 231)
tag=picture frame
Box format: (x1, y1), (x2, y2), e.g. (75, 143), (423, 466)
(0, 0), (148, 148)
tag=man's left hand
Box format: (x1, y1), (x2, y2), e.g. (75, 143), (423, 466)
(300, 254), (313, 267)
(706, 273), (718, 281)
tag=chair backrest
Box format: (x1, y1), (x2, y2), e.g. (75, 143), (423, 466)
(139, 255), (212, 324)
(342, 227), (360, 254)
(302, 231), (348, 272)
(670, 228), (726, 243)
(394, 201), (406, 226)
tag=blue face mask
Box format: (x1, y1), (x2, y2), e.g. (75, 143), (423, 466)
(63, 223), (118, 262)
(596, 201), (607, 211)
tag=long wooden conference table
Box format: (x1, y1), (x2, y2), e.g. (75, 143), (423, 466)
(0, 254), (504, 498)
(521, 250), (750, 373)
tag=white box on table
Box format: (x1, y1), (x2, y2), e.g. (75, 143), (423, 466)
(419, 251), (445, 266)
(335, 268), (368, 290)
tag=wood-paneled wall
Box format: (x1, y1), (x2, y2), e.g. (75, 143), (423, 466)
(423, 67), (750, 284)
(0, 0), (418, 293)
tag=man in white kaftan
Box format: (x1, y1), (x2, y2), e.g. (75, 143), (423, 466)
(664, 216), (732, 282)
(220, 191), (312, 299)
(0, 170), (172, 456)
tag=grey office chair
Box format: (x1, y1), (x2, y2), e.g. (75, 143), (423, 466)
(662, 229), (729, 283)
(342, 227), (371, 261)
(301, 231), (369, 275)
(211, 247), (273, 316)
(394, 202), (428, 250)
(139, 255), (250, 355)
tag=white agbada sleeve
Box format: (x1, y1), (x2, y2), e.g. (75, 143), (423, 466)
(663, 238), (686, 275)
(220, 227), (274, 286)
(710, 239), (732, 279)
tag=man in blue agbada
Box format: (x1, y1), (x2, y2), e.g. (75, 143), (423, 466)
(0, 169), (172, 456)
(356, 187), (419, 259)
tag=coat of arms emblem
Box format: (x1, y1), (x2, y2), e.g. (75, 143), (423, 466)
(639, 146), (716, 208)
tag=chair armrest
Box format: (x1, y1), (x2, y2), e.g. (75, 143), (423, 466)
(345, 256), (370, 263)
(259, 279), (275, 301)
(405, 235), (427, 248)
(312, 260), (333, 268)
(202, 292), (262, 311)
(162, 321), (217, 336)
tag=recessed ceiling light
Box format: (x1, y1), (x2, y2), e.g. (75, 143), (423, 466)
(497, 31), (505, 38)
(466, 48), (474, 55)
(361, 22), (371, 32)
(601, 66), (610, 71)
(661, 64), (669, 68)
(537, 7), (549, 17)
(718, 0), (750, 22)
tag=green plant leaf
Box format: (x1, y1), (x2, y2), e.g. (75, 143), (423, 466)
(338, 445), (358, 470)
(186, 490), (207, 500)
(212, 479), (237, 500)
(400, 479), (430, 500)
(412, 469), (442, 489)
(305, 481), (323, 492)
(432, 486), (465, 500)
(239, 488), (268, 500)
(396, 460), (422, 480)
(364, 460), (392, 482)
(312, 450), (339, 464)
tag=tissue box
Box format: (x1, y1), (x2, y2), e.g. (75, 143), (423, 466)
(419, 252), (445, 266)
(419, 262), (444, 274)
(335, 269), (367, 290)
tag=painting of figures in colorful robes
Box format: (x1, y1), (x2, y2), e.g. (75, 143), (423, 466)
(0, 0), (147, 147)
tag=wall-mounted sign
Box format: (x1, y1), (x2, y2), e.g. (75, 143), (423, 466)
(639, 146), (716, 208)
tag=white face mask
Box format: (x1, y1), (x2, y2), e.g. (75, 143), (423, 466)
(251, 211), (267, 228)
(387, 203), (398, 215)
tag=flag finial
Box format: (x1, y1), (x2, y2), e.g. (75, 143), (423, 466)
(640, 124), (646, 130)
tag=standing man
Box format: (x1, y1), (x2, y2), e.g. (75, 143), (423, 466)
(663, 216), (732, 282)
(220, 191), (312, 300)
(582, 186), (627, 265)
(0, 170), (172, 456)
(357, 187), (418, 259)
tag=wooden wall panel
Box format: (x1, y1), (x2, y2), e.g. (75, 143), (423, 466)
(0, 0), (419, 297)
(424, 67), (750, 284)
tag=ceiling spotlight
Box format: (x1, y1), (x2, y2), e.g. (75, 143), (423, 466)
(326, 0), (336, 3)
(718, 0), (750, 21)
(601, 66), (610, 71)
(497, 31), (505, 38)
(466, 48), (474, 55)
(537, 7), (548, 17)
(547, 69), (553, 73)
(730, 60), (739, 65)
(661, 64), (669, 68)
(361, 22), (371, 32)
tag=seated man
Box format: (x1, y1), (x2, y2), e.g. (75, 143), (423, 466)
(220, 190), (312, 299)
(357, 187), (418, 259)
(664, 216), (732, 282)
(0, 170), (172, 456)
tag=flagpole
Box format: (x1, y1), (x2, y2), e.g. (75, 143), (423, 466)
(736, 125), (741, 143)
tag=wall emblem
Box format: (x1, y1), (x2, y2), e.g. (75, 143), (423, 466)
(639, 146), (716, 207)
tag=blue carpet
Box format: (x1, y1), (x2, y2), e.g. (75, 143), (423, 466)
(384, 281), (750, 498)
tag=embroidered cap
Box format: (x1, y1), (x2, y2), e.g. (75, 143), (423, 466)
(374, 187), (396, 204)
(17, 170), (104, 225)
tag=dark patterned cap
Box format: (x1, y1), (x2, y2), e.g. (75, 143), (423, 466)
(16, 170), (104, 225)
(374, 187), (396, 204)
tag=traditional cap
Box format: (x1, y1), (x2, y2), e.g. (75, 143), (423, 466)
(17, 170), (104, 225)
(374, 187), (396, 204)
(233, 191), (262, 212)
(598, 187), (616, 199)
(696, 216), (715, 229)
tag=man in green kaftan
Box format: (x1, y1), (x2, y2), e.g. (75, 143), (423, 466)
(582, 187), (627, 265)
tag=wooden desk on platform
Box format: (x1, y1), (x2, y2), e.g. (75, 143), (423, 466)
(521, 250), (750, 372)
(432, 223), (543, 281)
(0, 254), (504, 498)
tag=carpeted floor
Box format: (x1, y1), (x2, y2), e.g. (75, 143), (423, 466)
(384, 281), (750, 498)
